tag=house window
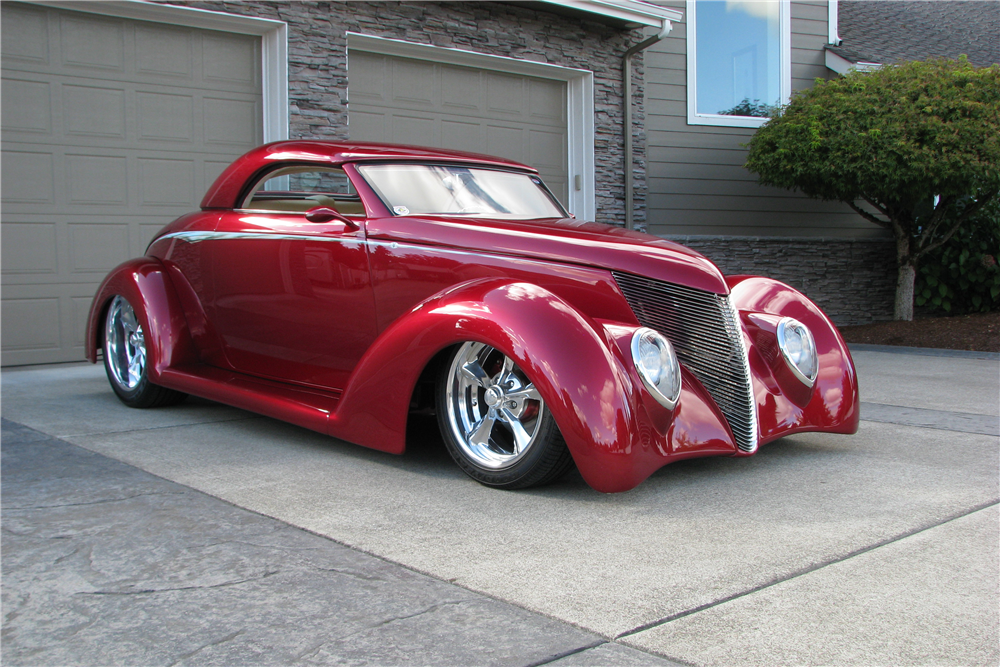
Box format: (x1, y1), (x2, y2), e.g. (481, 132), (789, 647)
(686, 0), (790, 128)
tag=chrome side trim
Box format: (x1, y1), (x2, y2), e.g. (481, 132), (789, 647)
(155, 231), (362, 245)
(366, 239), (515, 262)
(153, 231), (543, 265)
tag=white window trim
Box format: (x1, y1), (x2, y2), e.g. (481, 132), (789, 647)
(347, 33), (596, 221)
(28, 0), (288, 143)
(685, 0), (791, 129)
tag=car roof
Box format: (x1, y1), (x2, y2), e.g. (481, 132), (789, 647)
(201, 140), (537, 209)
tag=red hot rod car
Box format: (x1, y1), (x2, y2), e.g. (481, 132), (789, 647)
(87, 141), (859, 493)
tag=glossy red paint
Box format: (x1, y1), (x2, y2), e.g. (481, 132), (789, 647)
(87, 140), (860, 493)
(87, 257), (197, 377)
(366, 214), (728, 296)
(728, 275), (860, 444)
(204, 211), (376, 390)
(329, 279), (738, 492)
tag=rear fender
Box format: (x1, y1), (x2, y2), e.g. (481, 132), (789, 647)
(86, 258), (196, 380)
(330, 279), (645, 492)
(727, 275), (860, 440)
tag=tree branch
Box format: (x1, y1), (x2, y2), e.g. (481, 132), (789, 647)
(847, 200), (891, 229)
(917, 195), (958, 250)
(914, 190), (998, 261)
(861, 196), (892, 219)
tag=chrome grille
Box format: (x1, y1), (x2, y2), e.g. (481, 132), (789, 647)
(613, 272), (758, 452)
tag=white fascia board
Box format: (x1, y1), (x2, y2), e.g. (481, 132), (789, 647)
(825, 50), (854, 75)
(538, 0), (683, 27)
(825, 50), (881, 74)
(29, 0), (284, 34)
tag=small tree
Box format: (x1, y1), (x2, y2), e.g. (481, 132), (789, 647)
(745, 57), (1000, 320)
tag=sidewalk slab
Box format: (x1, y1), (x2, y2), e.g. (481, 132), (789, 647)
(622, 505), (999, 667)
(4, 420), (664, 667)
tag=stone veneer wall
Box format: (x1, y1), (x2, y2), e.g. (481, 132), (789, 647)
(173, 0), (649, 227)
(669, 236), (897, 326)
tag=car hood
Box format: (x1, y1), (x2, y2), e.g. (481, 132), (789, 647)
(366, 216), (729, 295)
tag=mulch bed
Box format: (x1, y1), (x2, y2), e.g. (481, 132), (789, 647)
(839, 311), (1000, 353)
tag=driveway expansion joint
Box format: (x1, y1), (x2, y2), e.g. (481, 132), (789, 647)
(522, 639), (608, 667)
(612, 499), (1000, 641)
(861, 401), (999, 435)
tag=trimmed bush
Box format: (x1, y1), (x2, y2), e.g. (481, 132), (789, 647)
(745, 57), (1000, 320)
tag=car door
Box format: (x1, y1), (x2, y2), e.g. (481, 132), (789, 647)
(206, 165), (378, 391)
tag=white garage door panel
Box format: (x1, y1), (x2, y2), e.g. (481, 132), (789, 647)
(349, 51), (568, 206)
(1, 2), (263, 366)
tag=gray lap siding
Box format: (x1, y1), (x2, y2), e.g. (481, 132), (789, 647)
(645, 0), (894, 323)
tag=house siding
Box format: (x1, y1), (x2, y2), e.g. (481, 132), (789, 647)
(167, 1), (646, 227)
(642, 0), (894, 323)
(643, 0), (879, 238)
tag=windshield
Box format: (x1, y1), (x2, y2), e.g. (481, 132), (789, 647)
(357, 164), (566, 219)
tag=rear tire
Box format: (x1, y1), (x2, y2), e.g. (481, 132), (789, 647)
(103, 295), (187, 409)
(436, 342), (574, 489)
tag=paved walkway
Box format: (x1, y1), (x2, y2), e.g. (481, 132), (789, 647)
(2, 419), (672, 666)
(2, 345), (998, 666)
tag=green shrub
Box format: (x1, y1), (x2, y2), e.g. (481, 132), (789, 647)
(915, 199), (1000, 314)
(744, 57), (1000, 320)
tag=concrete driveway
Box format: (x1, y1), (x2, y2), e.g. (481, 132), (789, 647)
(2, 346), (998, 666)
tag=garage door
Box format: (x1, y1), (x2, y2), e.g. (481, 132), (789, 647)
(348, 50), (569, 207)
(1, 3), (263, 366)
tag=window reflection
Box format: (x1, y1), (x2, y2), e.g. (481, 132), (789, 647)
(358, 164), (566, 220)
(696, 0), (782, 118)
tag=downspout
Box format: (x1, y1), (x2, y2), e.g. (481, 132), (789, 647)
(623, 20), (672, 230)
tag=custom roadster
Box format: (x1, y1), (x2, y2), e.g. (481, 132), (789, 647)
(87, 141), (859, 493)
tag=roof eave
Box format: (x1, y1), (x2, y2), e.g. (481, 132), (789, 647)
(825, 47), (882, 75)
(517, 0), (683, 29)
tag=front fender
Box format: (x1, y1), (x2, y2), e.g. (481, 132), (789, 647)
(727, 275), (860, 442)
(330, 278), (653, 492)
(86, 258), (196, 380)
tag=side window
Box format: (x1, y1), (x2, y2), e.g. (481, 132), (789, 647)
(241, 166), (365, 216)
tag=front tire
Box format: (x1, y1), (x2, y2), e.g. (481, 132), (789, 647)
(103, 295), (187, 408)
(436, 342), (574, 489)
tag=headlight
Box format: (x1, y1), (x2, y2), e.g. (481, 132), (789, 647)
(776, 317), (818, 387)
(630, 328), (682, 409)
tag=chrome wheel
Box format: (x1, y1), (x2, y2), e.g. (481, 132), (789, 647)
(105, 295), (146, 391)
(444, 342), (546, 470)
